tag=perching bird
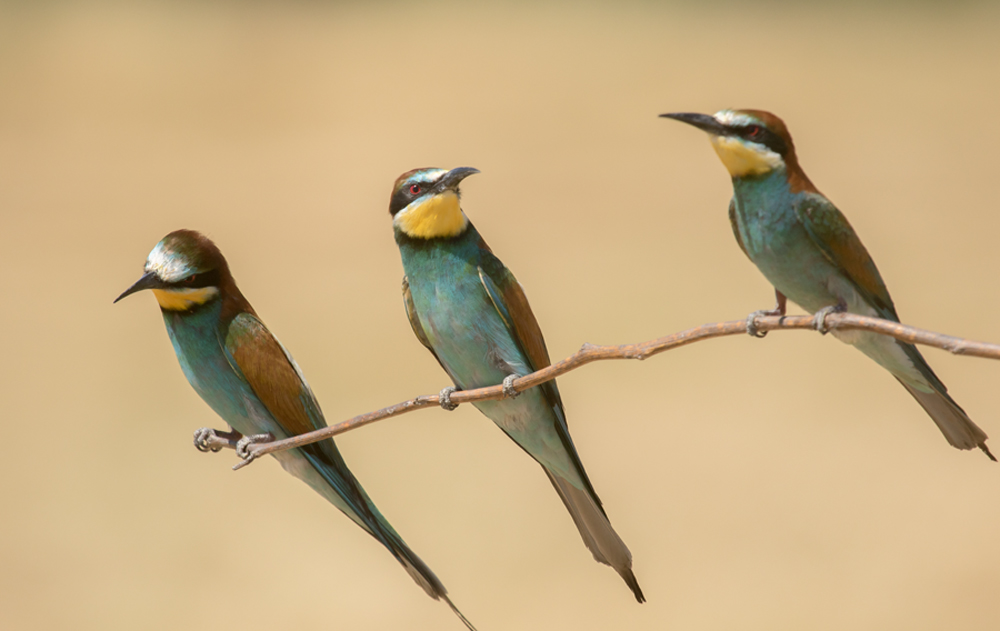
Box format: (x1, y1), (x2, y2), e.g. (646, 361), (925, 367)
(389, 167), (644, 602)
(115, 230), (476, 628)
(661, 109), (993, 460)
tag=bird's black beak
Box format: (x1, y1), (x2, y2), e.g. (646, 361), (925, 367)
(660, 112), (728, 136)
(436, 166), (481, 192)
(114, 271), (163, 303)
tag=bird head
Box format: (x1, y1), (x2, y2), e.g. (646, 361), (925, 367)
(389, 166), (480, 239)
(661, 109), (797, 179)
(115, 229), (229, 311)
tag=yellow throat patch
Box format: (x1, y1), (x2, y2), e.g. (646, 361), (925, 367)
(395, 191), (468, 239)
(710, 136), (783, 177)
(152, 287), (220, 311)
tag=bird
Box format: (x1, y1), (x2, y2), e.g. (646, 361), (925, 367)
(388, 167), (644, 602)
(115, 229), (476, 629)
(661, 109), (993, 461)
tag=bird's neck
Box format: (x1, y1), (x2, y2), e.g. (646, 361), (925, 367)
(732, 167), (791, 191)
(161, 295), (226, 353)
(395, 218), (477, 249)
(732, 169), (800, 213)
(158, 278), (255, 331)
(395, 221), (483, 280)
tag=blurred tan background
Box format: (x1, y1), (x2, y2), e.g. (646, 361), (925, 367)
(2, 1), (1000, 629)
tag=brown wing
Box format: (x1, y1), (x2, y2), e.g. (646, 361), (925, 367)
(795, 194), (898, 320)
(478, 265), (552, 372)
(225, 312), (326, 437)
(475, 231), (553, 374)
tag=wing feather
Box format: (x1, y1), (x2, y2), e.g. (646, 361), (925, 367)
(729, 198), (751, 259)
(795, 194), (898, 320)
(403, 276), (434, 353)
(224, 314), (395, 539)
(477, 253), (552, 374)
(225, 313), (325, 438)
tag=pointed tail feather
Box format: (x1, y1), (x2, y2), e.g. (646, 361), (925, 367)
(442, 594), (478, 631)
(301, 454), (476, 628)
(391, 541), (476, 630)
(545, 471), (645, 602)
(371, 523), (475, 630)
(896, 378), (994, 460)
(394, 543), (447, 598)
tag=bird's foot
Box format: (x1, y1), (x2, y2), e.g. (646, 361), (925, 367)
(746, 308), (784, 338)
(502, 374), (521, 399)
(234, 433), (273, 468)
(193, 427), (223, 453)
(746, 291), (788, 338)
(439, 386), (459, 411)
(813, 303), (846, 335)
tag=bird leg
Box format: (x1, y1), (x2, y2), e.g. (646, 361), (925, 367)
(746, 290), (787, 338)
(813, 301), (847, 335)
(193, 427), (242, 453)
(439, 386), (459, 411)
(234, 432), (274, 467)
(502, 374), (521, 399)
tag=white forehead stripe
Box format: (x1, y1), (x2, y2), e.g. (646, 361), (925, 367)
(420, 169), (447, 180)
(714, 110), (758, 127)
(145, 241), (192, 282)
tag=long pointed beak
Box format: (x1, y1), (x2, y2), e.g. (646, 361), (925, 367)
(660, 112), (728, 136)
(114, 271), (162, 303)
(437, 166), (480, 192)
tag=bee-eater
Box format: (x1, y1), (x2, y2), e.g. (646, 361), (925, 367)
(388, 167), (644, 602)
(662, 109), (993, 460)
(115, 230), (475, 628)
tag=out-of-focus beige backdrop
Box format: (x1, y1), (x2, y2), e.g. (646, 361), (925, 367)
(2, 2), (999, 629)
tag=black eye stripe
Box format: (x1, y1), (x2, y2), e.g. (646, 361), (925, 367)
(389, 180), (434, 216)
(737, 125), (788, 156)
(168, 268), (221, 290)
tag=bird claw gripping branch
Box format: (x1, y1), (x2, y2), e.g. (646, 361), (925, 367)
(813, 303), (845, 335)
(193, 427), (223, 453)
(234, 433), (274, 468)
(438, 386), (459, 411)
(745, 310), (772, 338)
(502, 374), (521, 399)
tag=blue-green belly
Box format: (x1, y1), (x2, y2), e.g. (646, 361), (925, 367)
(401, 239), (587, 488)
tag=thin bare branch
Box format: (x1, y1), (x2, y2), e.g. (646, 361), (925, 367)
(195, 311), (1000, 469)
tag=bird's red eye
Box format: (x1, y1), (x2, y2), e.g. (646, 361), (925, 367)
(409, 184), (422, 195)
(747, 125), (761, 138)
(184, 274), (197, 285)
